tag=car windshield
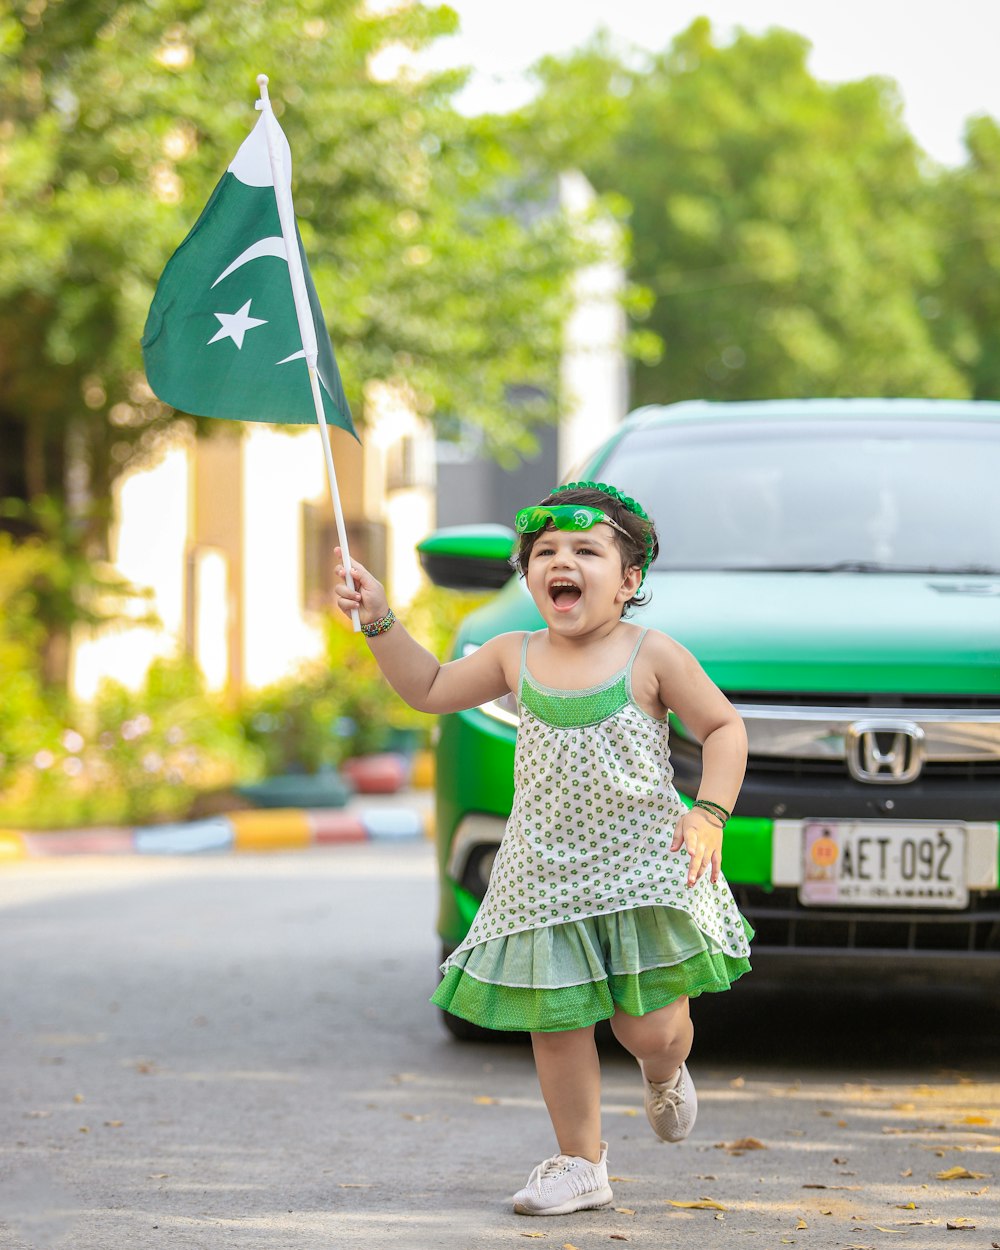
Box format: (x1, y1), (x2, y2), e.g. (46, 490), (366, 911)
(598, 418), (1000, 573)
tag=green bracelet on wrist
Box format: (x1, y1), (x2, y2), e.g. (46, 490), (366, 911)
(692, 799), (731, 825)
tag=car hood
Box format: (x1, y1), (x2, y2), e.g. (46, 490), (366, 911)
(461, 571), (1000, 696)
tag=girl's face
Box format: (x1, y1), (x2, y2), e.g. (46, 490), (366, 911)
(525, 524), (642, 634)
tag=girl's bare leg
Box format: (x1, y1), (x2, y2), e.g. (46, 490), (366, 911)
(530, 1025), (602, 1162)
(610, 996), (693, 1082)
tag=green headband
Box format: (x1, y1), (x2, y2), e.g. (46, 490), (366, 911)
(550, 480), (655, 579)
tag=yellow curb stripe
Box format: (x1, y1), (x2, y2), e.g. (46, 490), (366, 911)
(228, 809), (312, 852)
(0, 831), (28, 861)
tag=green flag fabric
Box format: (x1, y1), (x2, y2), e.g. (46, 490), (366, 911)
(142, 112), (355, 435)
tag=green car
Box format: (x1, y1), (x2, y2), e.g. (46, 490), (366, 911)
(419, 399), (1000, 1038)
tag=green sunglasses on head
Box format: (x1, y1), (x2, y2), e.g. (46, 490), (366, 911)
(514, 504), (633, 540)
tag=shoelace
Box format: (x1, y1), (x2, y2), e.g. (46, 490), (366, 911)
(529, 1154), (573, 1184)
(648, 1079), (685, 1116)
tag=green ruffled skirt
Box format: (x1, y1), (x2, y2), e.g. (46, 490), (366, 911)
(432, 904), (753, 1033)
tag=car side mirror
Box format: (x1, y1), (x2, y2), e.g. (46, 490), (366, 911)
(417, 525), (516, 590)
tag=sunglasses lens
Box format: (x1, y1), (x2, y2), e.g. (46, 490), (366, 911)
(515, 505), (608, 534)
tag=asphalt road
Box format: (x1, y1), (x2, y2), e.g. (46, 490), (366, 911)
(1, 843), (998, 1249)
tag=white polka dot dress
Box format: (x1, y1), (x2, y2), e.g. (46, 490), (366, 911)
(433, 630), (753, 1029)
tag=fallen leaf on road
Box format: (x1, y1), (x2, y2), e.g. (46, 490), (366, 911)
(337, 1183), (373, 1189)
(563, 1244), (580, 1250)
(895, 1201), (918, 1209)
(958, 1115), (990, 1125)
(147, 1173), (168, 1179)
(401, 1113), (430, 1122)
(947, 1218), (976, 1230)
(936, 1166), (988, 1180)
(802, 1183), (861, 1190)
(820, 1208), (833, 1215)
(873, 1227), (905, 1234)
(613, 1208), (635, 1215)
(796, 1218), (808, 1229)
(666, 1198), (727, 1210)
(610, 1236), (629, 1242)
(730, 1076), (745, 1088)
(716, 1137), (766, 1153)
(833, 1156), (848, 1165)
(696, 1174), (717, 1181)
(837, 1119), (848, 1127)
(518, 1233), (546, 1239)
(621, 1108), (638, 1116)
(473, 1096), (497, 1105)
(609, 1176), (638, 1182)
(73, 1094), (85, 1103)
(900, 1168), (913, 1178)
(104, 1120), (123, 1127)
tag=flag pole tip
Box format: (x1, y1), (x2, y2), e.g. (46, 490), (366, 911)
(257, 73), (269, 88)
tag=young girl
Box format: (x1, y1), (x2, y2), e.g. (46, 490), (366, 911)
(334, 481), (752, 1217)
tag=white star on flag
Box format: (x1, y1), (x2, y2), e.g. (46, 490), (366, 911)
(208, 299), (268, 350)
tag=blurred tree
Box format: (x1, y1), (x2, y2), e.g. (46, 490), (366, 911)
(929, 114), (1000, 398)
(525, 19), (968, 406)
(0, 0), (583, 561)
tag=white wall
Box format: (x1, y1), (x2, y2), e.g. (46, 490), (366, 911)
(241, 425), (328, 688)
(70, 438), (191, 701)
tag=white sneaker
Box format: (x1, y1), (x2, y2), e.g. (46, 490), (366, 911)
(640, 1060), (698, 1142)
(512, 1141), (613, 1216)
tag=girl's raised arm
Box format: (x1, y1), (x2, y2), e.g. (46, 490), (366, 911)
(334, 548), (513, 715)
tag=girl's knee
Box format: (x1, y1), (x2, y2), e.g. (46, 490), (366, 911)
(611, 1003), (692, 1057)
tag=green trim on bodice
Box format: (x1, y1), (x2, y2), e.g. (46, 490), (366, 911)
(520, 672), (630, 728)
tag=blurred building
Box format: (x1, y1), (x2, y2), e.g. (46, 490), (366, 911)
(69, 172), (626, 700)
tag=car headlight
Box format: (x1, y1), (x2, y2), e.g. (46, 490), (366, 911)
(461, 642), (521, 727)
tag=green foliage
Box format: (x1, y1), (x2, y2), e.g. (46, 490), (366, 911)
(0, 533), (64, 785)
(0, 654), (260, 828)
(240, 616), (423, 776)
(0, 0), (585, 527)
(525, 19), (973, 406)
(928, 115), (1000, 397)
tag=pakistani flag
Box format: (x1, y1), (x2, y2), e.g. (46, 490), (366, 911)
(142, 107), (355, 435)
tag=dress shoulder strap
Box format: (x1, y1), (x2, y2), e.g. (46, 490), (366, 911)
(625, 626), (648, 673)
(517, 632), (532, 701)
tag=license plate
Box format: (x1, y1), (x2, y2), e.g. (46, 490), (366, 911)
(799, 821), (968, 909)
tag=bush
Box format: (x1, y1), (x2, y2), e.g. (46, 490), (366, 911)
(0, 655), (262, 829)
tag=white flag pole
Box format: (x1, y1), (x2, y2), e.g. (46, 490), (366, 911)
(255, 74), (361, 633)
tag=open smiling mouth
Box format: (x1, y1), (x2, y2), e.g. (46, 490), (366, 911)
(549, 581), (582, 610)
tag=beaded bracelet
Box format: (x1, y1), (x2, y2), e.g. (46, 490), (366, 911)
(692, 799), (731, 825)
(361, 608), (396, 638)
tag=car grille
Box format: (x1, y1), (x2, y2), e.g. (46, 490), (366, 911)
(672, 736), (1000, 781)
(736, 885), (1000, 954)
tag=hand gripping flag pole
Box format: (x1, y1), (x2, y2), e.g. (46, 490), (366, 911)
(142, 76), (361, 631)
(254, 75), (360, 630)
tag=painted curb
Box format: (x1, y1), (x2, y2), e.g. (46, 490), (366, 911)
(3, 803), (430, 861)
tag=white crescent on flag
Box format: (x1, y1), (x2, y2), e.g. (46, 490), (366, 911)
(211, 237), (287, 287)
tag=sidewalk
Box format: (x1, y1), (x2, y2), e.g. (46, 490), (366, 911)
(0, 787), (434, 862)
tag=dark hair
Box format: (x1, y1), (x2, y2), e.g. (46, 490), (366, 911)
(511, 486), (660, 616)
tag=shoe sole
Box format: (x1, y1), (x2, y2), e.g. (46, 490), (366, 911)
(513, 1186), (614, 1216)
